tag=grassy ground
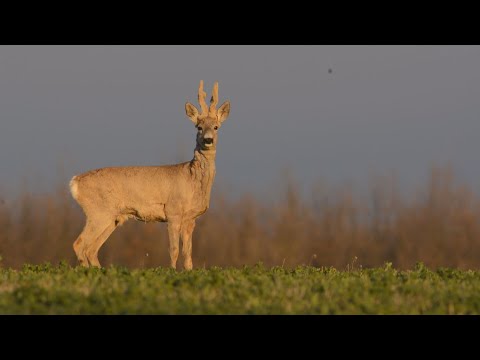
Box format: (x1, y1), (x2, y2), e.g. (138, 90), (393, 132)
(1, 262), (479, 314)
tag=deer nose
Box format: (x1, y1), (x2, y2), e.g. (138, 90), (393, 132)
(204, 138), (213, 144)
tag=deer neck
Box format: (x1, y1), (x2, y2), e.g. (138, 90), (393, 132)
(194, 147), (217, 164)
(191, 147), (217, 204)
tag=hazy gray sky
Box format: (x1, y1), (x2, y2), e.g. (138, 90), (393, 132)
(1, 45), (479, 198)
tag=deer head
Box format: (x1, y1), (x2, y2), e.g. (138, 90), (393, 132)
(185, 81), (231, 151)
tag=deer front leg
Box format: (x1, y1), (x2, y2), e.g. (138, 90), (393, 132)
(181, 219), (196, 270)
(168, 220), (181, 269)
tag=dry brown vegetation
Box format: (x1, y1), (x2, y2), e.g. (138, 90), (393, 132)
(1, 166), (480, 270)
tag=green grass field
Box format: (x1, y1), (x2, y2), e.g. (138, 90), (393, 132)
(1, 262), (479, 314)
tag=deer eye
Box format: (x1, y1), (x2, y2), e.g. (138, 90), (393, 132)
(214, 126), (218, 130)
(197, 126), (202, 131)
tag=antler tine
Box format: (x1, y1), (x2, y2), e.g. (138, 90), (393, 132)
(209, 81), (219, 116)
(198, 80), (209, 116)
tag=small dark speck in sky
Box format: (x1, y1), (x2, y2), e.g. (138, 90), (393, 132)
(328, 68), (333, 74)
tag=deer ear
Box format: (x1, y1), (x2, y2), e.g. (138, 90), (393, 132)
(217, 101), (230, 123)
(185, 102), (199, 125)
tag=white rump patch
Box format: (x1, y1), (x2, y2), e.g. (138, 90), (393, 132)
(69, 176), (79, 201)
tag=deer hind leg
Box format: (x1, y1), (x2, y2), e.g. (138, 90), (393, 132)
(73, 217), (106, 267)
(73, 234), (89, 267)
(168, 220), (181, 269)
(73, 215), (115, 268)
(181, 219), (196, 270)
(85, 220), (117, 268)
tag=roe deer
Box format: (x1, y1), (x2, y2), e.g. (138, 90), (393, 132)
(70, 81), (231, 269)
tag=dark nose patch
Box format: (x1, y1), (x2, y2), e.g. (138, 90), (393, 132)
(204, 138), (213, 144)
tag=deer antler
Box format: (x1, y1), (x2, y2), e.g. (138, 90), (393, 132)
(209, 81), (219, 116)
(198, 80), (209, 116)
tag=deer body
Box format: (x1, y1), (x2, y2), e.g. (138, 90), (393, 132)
(70, 81), (230, 269)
